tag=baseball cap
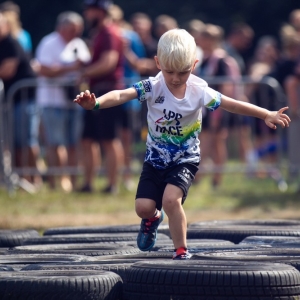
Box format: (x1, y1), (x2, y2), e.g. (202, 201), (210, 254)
(83, 0), (113, 11)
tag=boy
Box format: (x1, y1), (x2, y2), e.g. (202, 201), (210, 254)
(74, 29), (290, 260)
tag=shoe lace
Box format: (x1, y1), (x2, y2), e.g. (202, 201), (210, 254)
(141, 218), (158, 234)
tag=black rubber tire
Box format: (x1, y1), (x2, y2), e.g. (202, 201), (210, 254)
(0, 253), (96, 265)
(187, 226), (300, 244)
(0, 266), (14, 272)
(192, 248), (300, 271)
(89, 251), (175, 261)
(21, 233), (170, 245)
(8, 244), (141, 256)
(10, 242), (120, 251)
(188, 219), (300, 228)
(151, 239), (234, 251)
(21, 261), (136, 284)
(124, 260), (300, 299)
(240, 235), (300, 247)
(43, 224), (141, 235)
(0, 270), (122, 299)
(0, 229), (39, 247)
(159, 243), (263, 253)
(43, 224), (171, 237)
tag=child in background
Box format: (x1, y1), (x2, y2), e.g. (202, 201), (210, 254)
(74, 29), (290, 260)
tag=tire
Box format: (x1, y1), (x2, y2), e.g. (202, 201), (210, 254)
(188, 219), (300, 228)
(192, 248), (300, 271)
(21, 233), (170, 245)
(150, 239), (234, 252)
(159, 243), (262, 253)
(124, 260), (300, 299)
(8, 244), (141, 256)
(116, 239), (175, 250)
(43, 224), (171, 237)
(0, 266), (14, 272)
(0, 270), (122, 299)
(43, 224), (142, 235)
(0, 253), (96, 265)
(187, 226), (300, 244)
(90, 251), (175, 261)
(21, 261), (137, 284)
(240, 235), (300, 247)
(0, 229), (39, 247)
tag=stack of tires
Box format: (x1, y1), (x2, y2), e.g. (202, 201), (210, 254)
(1, 220), (300, 299)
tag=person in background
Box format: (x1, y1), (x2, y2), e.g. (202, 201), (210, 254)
(247, 36), (280, 167)
(153, 14), (178, 40)
(196, 23), (240, 188)
(285, 59), (300, 188)
(223, 23), (254, 75)
(0, 1), (32, 54)
(35, 11), (91, 191)
(130, 12), (158, 76)
(0, 12), (41, 187)
(289, 9), (300, 37)
(185, 19), (204, 74)
(109, 4), (146, 191)
(223, 22), (255, 170)
(79, 0), (124, 194)
(274, 15), (300, 88)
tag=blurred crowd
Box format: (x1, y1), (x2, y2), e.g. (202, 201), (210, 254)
(0, 0), (300, 193)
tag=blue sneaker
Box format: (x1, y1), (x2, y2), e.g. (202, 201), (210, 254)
(172, 248), (192, 260)
(137, 210), (164, 251)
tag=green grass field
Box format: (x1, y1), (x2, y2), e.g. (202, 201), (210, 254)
(1, 166), (300, 232)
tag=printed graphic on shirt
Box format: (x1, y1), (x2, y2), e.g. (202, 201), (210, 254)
(133, 80), (151, 102)
(148, 107), (202, 168)
(205, 92), (222, 111)
(155, 96), (165, 103)
(133, 73), (221, 169)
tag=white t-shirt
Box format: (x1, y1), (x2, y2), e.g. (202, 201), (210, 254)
(36, 32), (91, 108)
(133, 72), (222, 169)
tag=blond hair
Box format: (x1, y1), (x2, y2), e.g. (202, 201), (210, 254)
(157, 28), (197, 71)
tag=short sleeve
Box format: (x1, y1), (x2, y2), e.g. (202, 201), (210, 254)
(203, 87), (222, 111)
(36, 40), (55, 66)
(132, 79), (152, 103)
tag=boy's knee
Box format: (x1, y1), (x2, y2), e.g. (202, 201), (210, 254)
(162, 195), (182, 212)
(135, 199), (156, 219)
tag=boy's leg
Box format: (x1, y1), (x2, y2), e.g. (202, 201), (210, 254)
(163, 163), (198, 259)
(135, 198), (164, 251)
(162, 184), (187, 250)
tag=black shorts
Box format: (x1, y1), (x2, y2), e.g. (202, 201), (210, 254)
(136, 162), (199, 210)
(82, 105), (122, 141)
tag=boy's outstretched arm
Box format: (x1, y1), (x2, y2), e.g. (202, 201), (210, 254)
(73, 87), (138, 110)
(220, 95), (291, 129)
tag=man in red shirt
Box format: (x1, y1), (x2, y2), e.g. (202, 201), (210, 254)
(80, 0), (124, 193)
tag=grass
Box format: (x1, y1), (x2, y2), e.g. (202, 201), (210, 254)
(1, 163), (300, 232)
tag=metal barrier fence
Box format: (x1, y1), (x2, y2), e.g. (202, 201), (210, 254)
(0, 76), (293, 193)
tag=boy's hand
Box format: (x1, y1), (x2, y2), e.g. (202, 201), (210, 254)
(264, 107), (291, 129)
(73, 90), (97, 110)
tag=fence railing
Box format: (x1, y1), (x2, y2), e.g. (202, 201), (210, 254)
(0, 76), (293, 193)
